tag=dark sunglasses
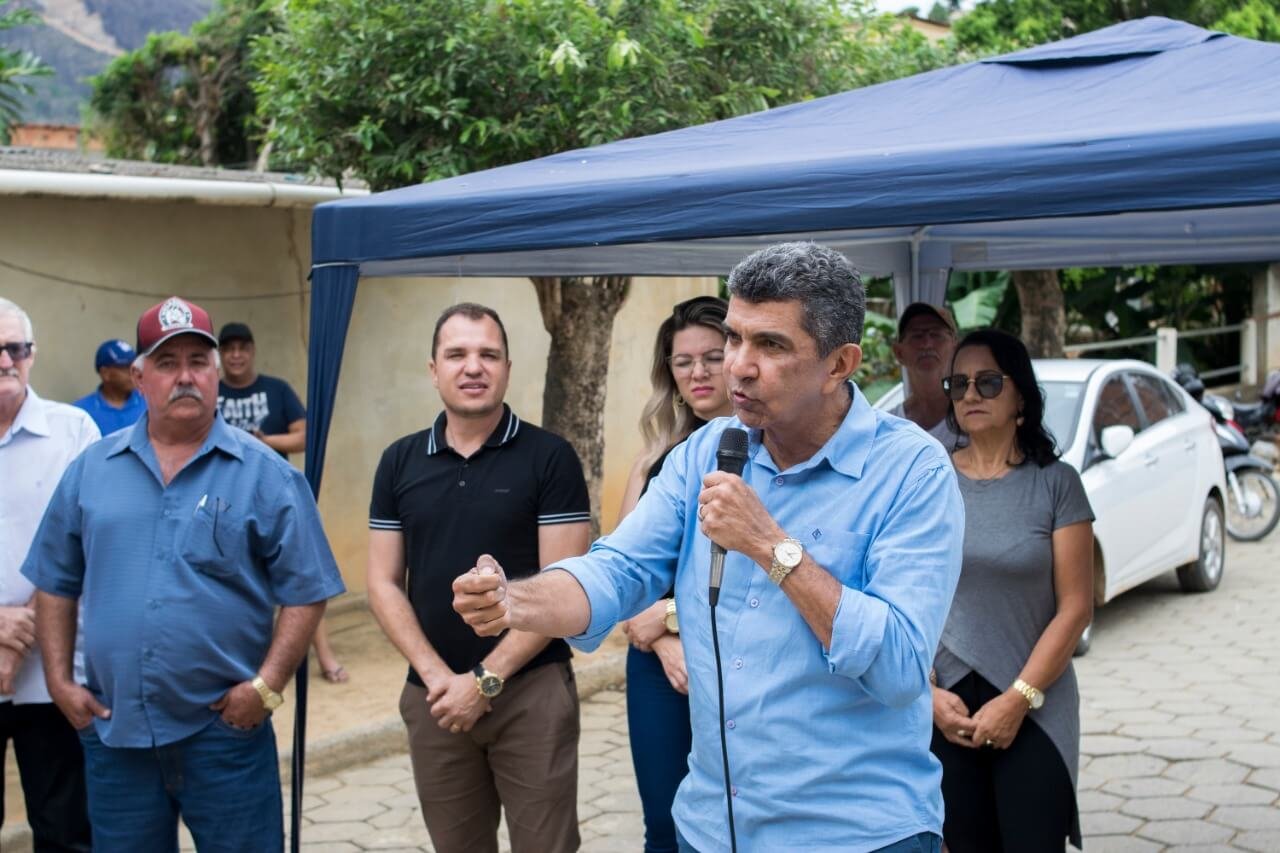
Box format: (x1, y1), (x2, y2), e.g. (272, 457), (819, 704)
(0, 342), (34, 362)
(942, 371), (1010, 401)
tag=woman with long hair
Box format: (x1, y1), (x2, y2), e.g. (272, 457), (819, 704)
(931, 329), (1094, 852)
(617, 295), (732, 853)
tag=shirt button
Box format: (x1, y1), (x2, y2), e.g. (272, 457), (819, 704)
(149, 600), (159, 610)
(726, 719), (736, 729)
(162, 510), (170, 518)
(733, 658), (743, 669)
(775, 476), (784, 486)
(459, 480), (466, 487)
(749, 598), (760, 608)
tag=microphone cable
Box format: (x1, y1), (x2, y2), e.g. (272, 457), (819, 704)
(710, 587), (738, 853)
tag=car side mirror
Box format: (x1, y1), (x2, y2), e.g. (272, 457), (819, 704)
(1099, 424), (1135, 458)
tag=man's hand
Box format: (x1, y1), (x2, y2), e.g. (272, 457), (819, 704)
(426, 672), (491, 734)
(452, 555), (511, 637)
(969, 690), (1029, 750)
(622, 600), (669, 652)
(698, 471), (782, 560)
(210, 681), (270, 730)
(931, 686), (978, 748)
(0, 647), (23, 694)
(0, 605), (35, 655)
(651, 634), (689, 695)
(49, 678), (111, 730)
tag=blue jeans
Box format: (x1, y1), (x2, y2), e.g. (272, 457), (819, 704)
(627, 644), (694, 853)
(675, 828), (941, 853)
(78, 716), (282, 853)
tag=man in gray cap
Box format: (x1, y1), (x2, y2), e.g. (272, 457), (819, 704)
(891, 302), (961, 451)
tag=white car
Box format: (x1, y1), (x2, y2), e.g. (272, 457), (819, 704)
(874, 359), (1227, 655)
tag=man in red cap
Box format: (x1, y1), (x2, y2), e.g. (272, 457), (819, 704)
(23, 296), (345, 852)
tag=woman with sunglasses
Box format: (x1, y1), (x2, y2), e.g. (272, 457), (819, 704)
(930, 329), (1095, 852)
(616, 295), (732, 853)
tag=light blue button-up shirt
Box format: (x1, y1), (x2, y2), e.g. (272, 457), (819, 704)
(22, 413), (345, 748)
(558, 385), (964, 852)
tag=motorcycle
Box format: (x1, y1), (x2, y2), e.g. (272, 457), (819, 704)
(1173, 364), (1280, 541)
(1230, 368), (1280, 444)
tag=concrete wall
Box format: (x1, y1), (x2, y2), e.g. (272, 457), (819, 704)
(1, 193), (717, 592)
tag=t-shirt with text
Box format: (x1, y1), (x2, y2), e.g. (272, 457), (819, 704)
(217, 374), (305, 456)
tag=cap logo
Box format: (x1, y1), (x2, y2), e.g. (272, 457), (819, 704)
(158, 298), (193, 332)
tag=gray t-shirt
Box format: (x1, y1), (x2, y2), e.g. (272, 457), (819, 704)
(934, 460), (1094, 787)
(889, 402), (961, 452)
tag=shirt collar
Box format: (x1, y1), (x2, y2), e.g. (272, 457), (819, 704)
(4, 385), (50, 440)
(746, 382), (874, 479)
(107, 410), (244, 461)
(427, 404), (521, 455)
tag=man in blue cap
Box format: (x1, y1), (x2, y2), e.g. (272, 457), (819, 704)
(73, 339), (145, 436)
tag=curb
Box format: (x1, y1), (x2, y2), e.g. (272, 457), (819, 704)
(280, 648), (627, 780)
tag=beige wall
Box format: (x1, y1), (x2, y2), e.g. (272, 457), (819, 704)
(1, 193), (717, 592)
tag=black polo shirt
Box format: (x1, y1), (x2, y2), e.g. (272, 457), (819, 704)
(369, 405), (590, 686)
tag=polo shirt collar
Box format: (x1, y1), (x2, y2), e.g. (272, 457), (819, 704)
(746, 382), (873, 479)
(427, 404), (521, 455)
(107, 410), (245, 461)
(7, 386), (50, 439)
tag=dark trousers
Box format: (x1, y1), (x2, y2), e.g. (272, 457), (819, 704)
(626, 645), (693, 853)
(0, 701), (91, 852)
(931, 671), (1079, 853)
(78, 716), (282, 853)
(400, 661), (580, 853)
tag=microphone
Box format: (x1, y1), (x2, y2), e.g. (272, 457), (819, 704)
(708, 428), (749, 607)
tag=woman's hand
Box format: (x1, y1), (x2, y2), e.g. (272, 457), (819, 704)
(651, 634), (689, 695)
(622, 600), (670, 652)
(970, 690), (1029, 750)
(932, 686), (979, 748)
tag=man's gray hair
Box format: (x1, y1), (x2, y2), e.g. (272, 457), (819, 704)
(0, 297), (35, 341)
(726, 242), (865, 356)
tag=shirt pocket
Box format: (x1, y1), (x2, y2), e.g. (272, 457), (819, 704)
(803, 529), (872, 590)
(182, 498), (243, 579)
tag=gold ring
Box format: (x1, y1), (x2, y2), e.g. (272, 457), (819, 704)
(985, 739), (994, 747)
(450, 725), (461, 733)
(957, 730), (968, 738)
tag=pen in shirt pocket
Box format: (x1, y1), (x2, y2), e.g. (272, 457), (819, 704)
(194, 494), (208, 517)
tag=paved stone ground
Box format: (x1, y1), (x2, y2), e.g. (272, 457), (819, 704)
(194, 533), (1278, 851)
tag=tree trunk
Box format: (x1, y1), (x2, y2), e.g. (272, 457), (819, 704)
(531, 275), (631, 537)
(1012, 269), (1066, 358)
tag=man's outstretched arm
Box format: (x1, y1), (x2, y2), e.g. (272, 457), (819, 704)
(452, 555), (592, 639)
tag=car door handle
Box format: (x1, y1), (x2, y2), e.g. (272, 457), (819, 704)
(1143, 454), (1159, 467)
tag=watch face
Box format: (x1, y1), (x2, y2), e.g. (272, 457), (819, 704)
(775, 540), (803, 568)
(479, 675), (503, 697)
(1030, 692), (1044, 710)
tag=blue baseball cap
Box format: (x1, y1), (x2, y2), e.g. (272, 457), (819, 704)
(95, 339), (136, 370)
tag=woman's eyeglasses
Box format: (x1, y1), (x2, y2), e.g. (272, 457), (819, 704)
(942, 371), (1010, 401)
(668, 350), (725, 375)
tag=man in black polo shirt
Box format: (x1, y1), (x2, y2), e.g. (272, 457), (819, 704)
(367, 302), (591, 853)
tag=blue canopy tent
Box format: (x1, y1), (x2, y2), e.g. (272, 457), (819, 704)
(291, 16), (1280, 843)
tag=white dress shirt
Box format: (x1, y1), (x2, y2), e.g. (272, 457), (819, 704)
(0, 387), (99, 704)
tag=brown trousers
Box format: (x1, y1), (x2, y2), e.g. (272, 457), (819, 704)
(399, 661), (581, 853)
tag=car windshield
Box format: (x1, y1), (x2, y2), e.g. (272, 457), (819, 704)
(1041, 380), (1086, 449)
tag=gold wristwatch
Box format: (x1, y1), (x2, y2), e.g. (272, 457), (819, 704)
(768, 537), (804, 585)
(473, 665), (505, 698)
(1012, 678), (1045, 710)
(252, 675), (284, 711)
(663, 599), (679, 633)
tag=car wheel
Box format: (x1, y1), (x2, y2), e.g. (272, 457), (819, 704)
(1177, 497), (1226, 592)
(1073, 621), (1093, 657)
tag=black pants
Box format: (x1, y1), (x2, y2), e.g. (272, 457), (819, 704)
(0, 701), (91, 852)
(930, 672), (1080, 853)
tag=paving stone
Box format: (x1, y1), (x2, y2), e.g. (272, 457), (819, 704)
(1102, 776), (1189, 798)
(1209, 804), (1280, 830)
(336, 766), (409, 786)
(295, 844), (361, 853)
(1136, 818), (1234, 846)
(1079, 834), (1164, 852)
(368, 807), (415, 829)
(308, 798), (388, 823)
(1084, 734), (1148, 755)
(1185, 783), (1276, 805)
(1087, 754), (1170, 780)
(1228, 743), (1280, 768)
(1193, 725), (1269, 743)
(1144, 738), (1229, 760)
(1234, 830), (1280, 852)
(1121, 796), (1212, 820)
(1081, 812), (1143, 835)
(1163, 758), (1251, 784)
(302, 821), (377, 843)
(1078, 789), (1125, 812)
(1246, 768), (1280, 791)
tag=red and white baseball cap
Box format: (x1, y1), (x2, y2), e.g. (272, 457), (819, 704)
(136, 297), (218, 357)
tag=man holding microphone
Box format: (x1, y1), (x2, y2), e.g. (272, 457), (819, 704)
(453, 243), (965, 852)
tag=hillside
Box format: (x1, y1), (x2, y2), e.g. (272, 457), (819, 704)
(1, 0), (212, 124)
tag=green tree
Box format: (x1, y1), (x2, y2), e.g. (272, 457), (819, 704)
(0, 2), (51, 142)
(254, 0), (952, 523)
(88, 0), (277, 166)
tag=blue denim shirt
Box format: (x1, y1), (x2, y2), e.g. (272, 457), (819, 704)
(22, 413), (345, 748)
(558, 386), (964, 852)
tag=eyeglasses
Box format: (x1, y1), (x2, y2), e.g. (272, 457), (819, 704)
(668, 350), (725, 375)
(942, 371), (1011, 401)
(0, 342), (34, 362)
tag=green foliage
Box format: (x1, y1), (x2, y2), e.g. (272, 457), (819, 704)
(0, 1), (51, 140)
(253, 0), (955, 190)
(1214, 0), (1280, 39)
(853, 309), (901, 403)
(88, 0), (277, 165)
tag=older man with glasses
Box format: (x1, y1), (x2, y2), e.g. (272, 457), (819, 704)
(890, 303), (961, 451)
(0, 297), (97, 851)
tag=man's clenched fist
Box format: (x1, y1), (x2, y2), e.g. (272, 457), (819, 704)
(452, 554), (511, 636)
